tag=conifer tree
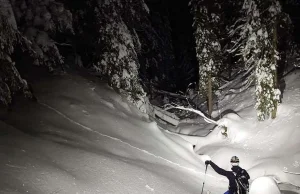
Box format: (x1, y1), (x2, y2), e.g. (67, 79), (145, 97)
(95, 0), (147, 112)
(228, 0), (282, 120)
(190, 0), (223, 116)
(0, 13), (33, 106)
(255, 0), (281, 120)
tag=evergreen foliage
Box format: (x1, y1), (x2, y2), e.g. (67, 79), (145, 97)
(189, 0), (294, 120)
(0, 0), (73, 107)
(91, 0), (149, 112)
(0, 0), (297, 118)
(2, 0), (175, 112)
(190, 0), (223, 116)
(227, 0), (288, 120)
(0, 14), (32, 106)
(11, 0), (73, 70)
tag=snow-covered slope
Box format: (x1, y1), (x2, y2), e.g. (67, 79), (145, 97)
(0, 73), (207, 194)
(211, 70), (300, 186)
(176, 70), (300, 193)
(0, 70), (300, 194)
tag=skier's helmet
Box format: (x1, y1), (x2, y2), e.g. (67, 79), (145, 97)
(230, 156), (239, 166)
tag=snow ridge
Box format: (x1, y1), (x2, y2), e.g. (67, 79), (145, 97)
(39, 102), (204, 175)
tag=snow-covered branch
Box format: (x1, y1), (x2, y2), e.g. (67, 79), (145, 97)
(165, 105), (219, 125)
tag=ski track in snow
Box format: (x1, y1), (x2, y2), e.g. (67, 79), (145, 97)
(39, 102), (204, 175)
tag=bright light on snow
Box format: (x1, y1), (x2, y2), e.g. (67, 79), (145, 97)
(249, 177), (280, 194)
(1, 70), (300, 193)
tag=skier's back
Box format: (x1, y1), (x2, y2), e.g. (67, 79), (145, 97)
(205, 156), (250, 194)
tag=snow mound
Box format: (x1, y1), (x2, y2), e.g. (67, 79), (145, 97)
(216, 112), (249, 143)
(249, 176), (281, 194)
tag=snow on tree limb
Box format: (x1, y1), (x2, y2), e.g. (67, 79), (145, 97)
(165, 105), (219, 125)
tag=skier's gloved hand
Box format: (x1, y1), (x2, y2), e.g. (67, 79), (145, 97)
(205, 160), (211, 165)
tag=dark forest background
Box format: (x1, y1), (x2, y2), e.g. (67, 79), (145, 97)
(0, 0), (299, 120)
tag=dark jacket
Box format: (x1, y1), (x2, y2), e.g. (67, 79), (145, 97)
(210, 161), (250, 193)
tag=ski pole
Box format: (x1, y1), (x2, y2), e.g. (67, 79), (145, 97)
(201, 164), (208, 194)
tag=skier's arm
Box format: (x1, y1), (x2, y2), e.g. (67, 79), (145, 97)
(244, 169), (250, 179)
(209, 161), (231, 177)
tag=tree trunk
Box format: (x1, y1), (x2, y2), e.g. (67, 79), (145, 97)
(207, 72), (213, 117)
(228, 56), (232, 80)
(271, 19), (278, 119)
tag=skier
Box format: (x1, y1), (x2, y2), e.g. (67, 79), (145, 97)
(205, 156), (250, 194)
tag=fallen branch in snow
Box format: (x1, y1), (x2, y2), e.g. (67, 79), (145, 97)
(277, 181), (300, 189)
(273, 175), (300, 188)
(283, 170), (300, 175)
(149, 104), (180, 126)
(165, 105), (219, 126)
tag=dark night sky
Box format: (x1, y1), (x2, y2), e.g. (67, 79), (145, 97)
(284, 2), (300, 43)
(166, 0), (300, 45)
(167, 0), (198, 89)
